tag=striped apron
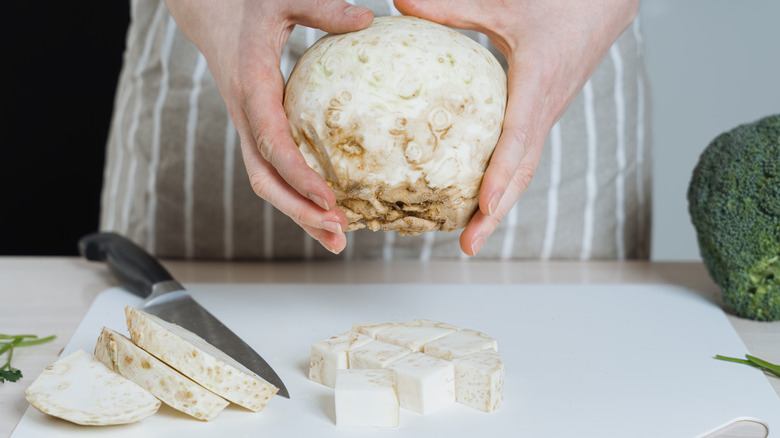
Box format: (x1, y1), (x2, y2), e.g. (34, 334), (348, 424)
(99, 0), (652, 260)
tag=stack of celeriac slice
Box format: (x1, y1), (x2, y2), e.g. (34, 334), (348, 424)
(24, 306), (277, 426)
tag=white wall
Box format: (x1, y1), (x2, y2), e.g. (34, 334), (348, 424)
(640, 1), (780, 260)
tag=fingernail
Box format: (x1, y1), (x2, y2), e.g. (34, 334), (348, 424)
(487, 192), (501, 216)
(309, 193), (329, 210)
(470, 235), (486, 256)
(321, 221), (343, 234)
(345, 5), (370, 18)
(324, 241), (344, 255)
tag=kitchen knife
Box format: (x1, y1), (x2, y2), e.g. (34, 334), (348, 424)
(78, 231), (290, 398)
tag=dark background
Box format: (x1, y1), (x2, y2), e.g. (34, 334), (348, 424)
(2, 3), (131, 255)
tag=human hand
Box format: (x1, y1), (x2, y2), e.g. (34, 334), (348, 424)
(394, 0), (639, 256)
(164, 0), (374, 254)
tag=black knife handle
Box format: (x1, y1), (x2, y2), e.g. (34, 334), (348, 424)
(78, 232), (174, 299)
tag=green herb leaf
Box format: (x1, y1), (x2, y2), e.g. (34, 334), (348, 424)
(0, 367), (23, 383)
(0, 333), (56, 383)
(715, 354), (780, 378)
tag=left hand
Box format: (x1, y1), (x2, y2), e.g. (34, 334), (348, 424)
(394, 0), (639, 255)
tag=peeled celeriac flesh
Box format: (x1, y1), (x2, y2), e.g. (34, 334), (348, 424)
(309, 318), (503, 421)
(348, 339), (412, 369)
(24, 349), (160, 425)
(309, 330), (373, 387)
(387, 352), (455, 414)
(424, 328), (498, 360)
(94, 327), (229, 421)
(125, 306), (278, 412)
(284, 16), (507, 235)
(453, 350), (505, 413)
(335, 369), (399, 427)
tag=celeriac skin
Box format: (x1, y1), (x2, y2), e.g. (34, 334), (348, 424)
(284, 16), (507, 235)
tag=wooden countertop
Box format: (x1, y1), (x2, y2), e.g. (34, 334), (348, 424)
(2, 257), (778, 437)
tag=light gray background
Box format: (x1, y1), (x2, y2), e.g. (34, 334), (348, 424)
(640, 1), (780, 260)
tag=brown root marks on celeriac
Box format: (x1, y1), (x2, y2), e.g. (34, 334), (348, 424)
(332, 180), (478, 235)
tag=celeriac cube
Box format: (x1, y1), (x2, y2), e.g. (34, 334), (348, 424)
(452, 350), (504, 413)
(376, 319), (458, 352)
(335, 369), (399, 428)
(310, 330), (373, 387)
(348, 340), (412, 369)
(387, 352), (454, 414)
(423, 328), (498, 360)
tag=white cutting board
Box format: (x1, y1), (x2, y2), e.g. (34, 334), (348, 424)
(11, 283), (780, 437)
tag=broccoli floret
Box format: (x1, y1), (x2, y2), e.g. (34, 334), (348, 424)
(688, 114), (780, 321)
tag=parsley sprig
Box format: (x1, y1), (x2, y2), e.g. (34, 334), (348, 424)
(1, 334), (56, 382)
(715, 354), (780, 378)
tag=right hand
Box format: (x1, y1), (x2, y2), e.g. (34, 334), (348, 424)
(164, 0), (375, 254)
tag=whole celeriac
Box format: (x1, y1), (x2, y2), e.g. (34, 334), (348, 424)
(284, 16), (507, 235)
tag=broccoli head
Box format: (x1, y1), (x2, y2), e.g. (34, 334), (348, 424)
(688, 114), (780, 321)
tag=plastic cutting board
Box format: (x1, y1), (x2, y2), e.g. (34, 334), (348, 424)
(11, 283), (780, 437)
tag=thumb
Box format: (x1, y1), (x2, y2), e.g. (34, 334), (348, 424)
(292, 0), (374, 34)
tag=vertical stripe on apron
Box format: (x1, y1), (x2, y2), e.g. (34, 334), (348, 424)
(541, 122), (562, 260)
(419, 231), (435, 261)
(145, 15), (176, 252)
(632, 16), (649, 258)
(385, 0), (400, 15)
(103, 0), (143, 231)
(223, 117), (237, 259)
(183, 53), (208, 258)
(581, 80), (597, 260)
(610, 45), (627, 260)
(500, 203), (519, 260)
(263, 201), (274, 259)
(120, 4), (166, 235)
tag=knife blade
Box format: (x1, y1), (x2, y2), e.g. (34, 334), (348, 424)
(78, 232), (290, 398)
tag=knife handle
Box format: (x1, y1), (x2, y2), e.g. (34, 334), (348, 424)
(78, 232), (174, 299)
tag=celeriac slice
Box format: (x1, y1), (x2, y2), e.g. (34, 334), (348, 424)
(24, 349), (160, 425)
(125, 306), (278, 412)
(94, 327), (229, 421)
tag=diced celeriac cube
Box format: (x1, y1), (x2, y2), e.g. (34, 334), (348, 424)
(352, 321), (400, 338)
(376, 319), (458, 352)
(94, 327), (229, 421)
(348, 340), (412, 369)
(24, 349), (160, 425)
(125, 307), (278, 413)
(423, 329), (498, 360)
(387, 352), (454, 414)
(452, 350), (504, 413)
(335, 369), (399, 427)
(310, 330), (373, 387)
